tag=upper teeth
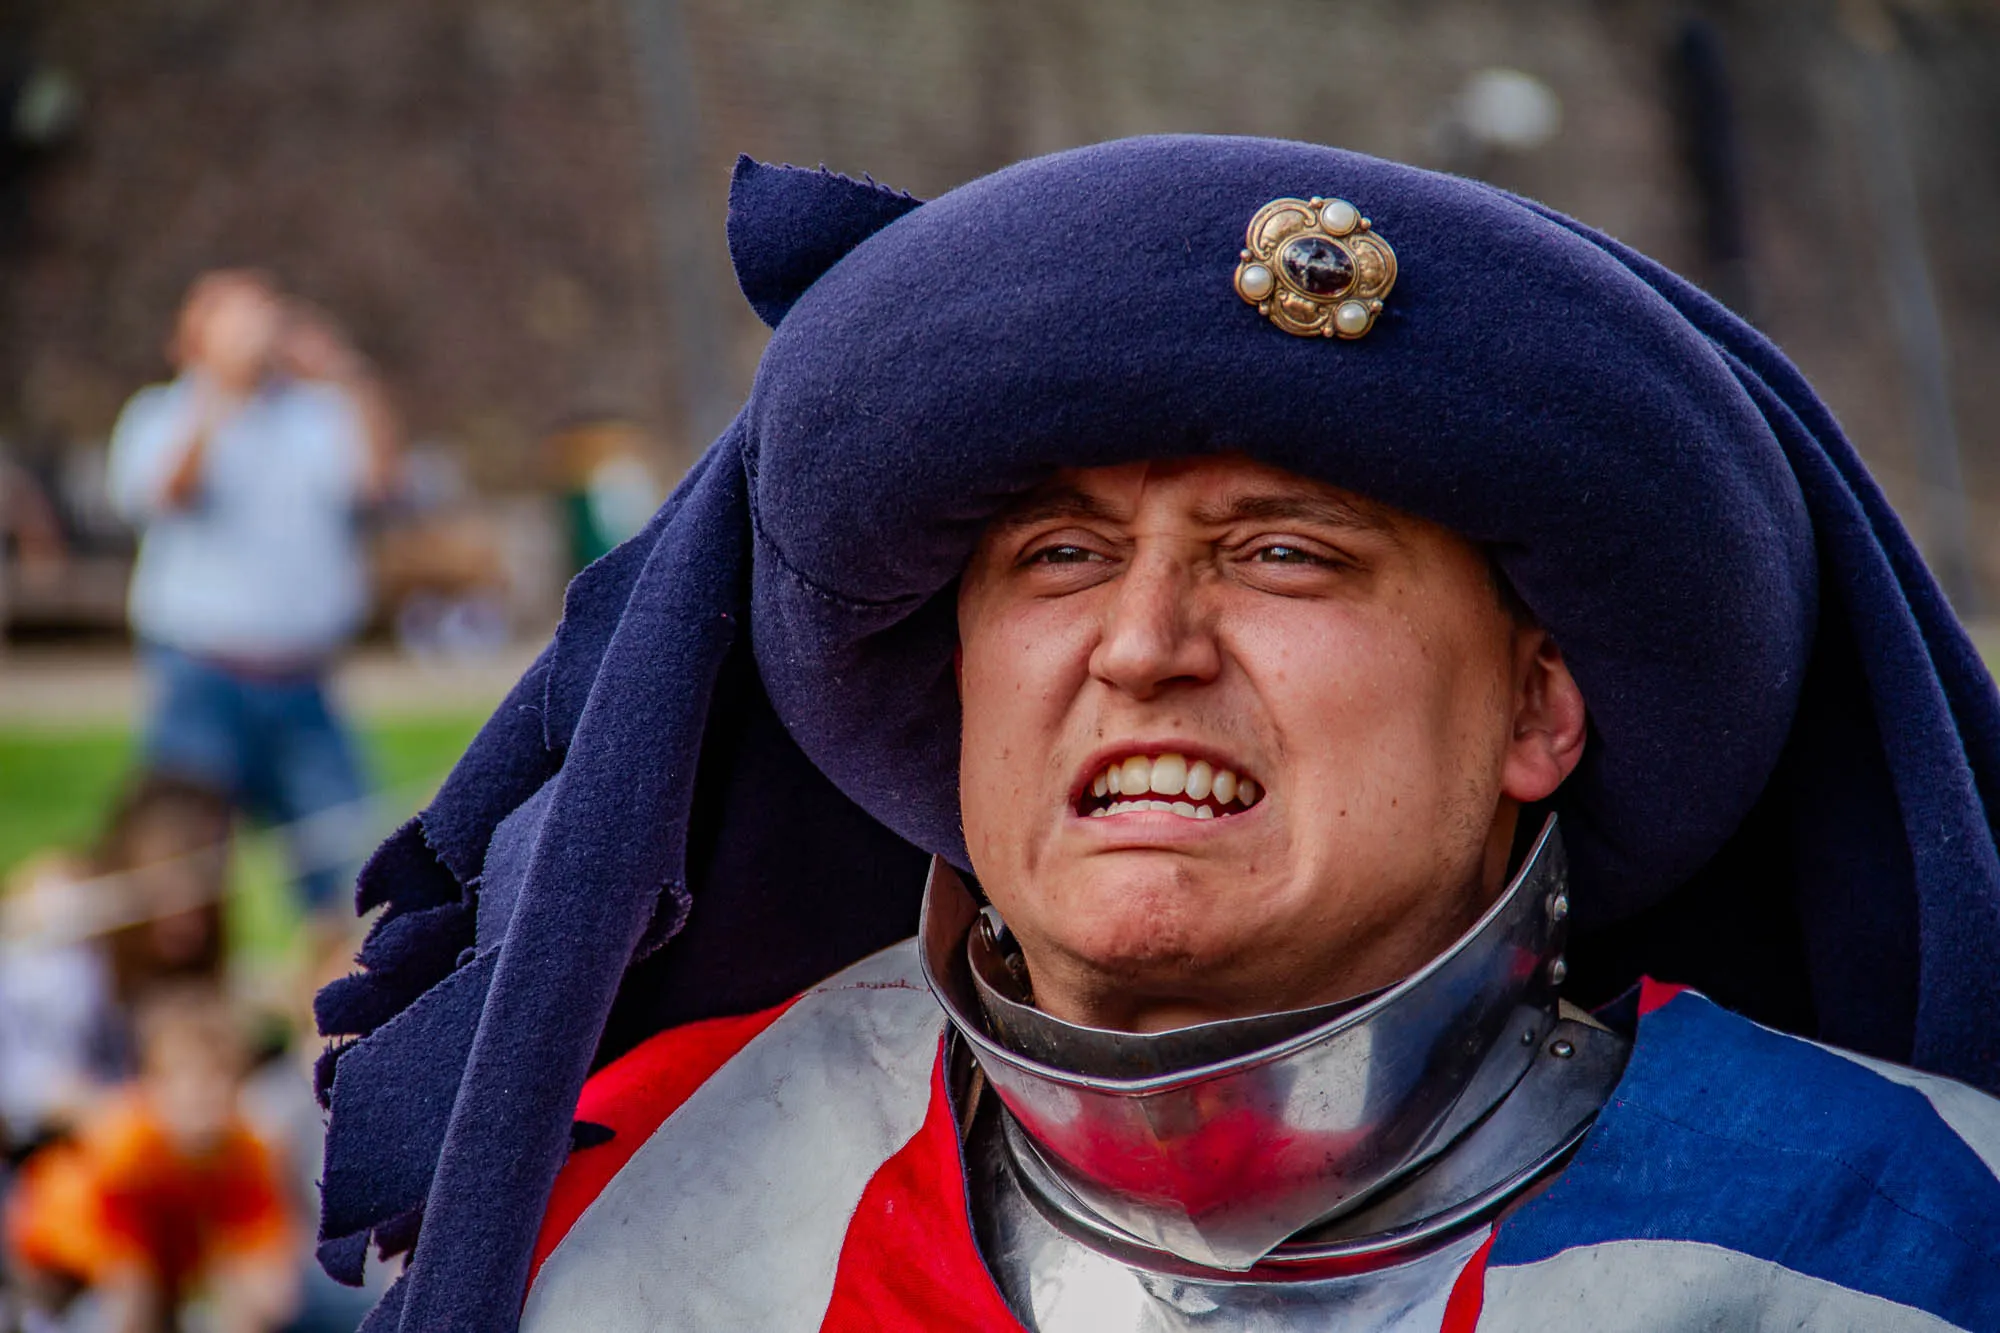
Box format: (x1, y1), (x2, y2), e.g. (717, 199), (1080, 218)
(1085, 752), (1262, 814)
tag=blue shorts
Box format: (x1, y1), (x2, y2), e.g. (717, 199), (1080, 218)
(140, 644), (371, 914)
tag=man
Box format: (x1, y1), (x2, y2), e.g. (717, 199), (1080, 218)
(108, 271), (396, 928)
(315, 139), (2000, 1330)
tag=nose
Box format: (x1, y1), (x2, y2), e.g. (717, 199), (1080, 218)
(1088, 549), (1222, 699)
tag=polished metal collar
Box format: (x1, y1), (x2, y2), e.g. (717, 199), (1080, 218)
(962, 1011), (1629, 1330)
(969, 917), (1387, 1081)
(921, 815), (1573, 1271)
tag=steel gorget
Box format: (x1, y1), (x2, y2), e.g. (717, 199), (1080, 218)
(920, 815), (1631, 1281)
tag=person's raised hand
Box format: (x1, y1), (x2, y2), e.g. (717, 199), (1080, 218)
(276, 300), (368, 384)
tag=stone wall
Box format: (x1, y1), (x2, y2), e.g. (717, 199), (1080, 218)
(5, 0), (665, 477)
(5, 0), (1999, 587)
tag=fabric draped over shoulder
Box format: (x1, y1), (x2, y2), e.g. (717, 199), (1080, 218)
(313, 137), (2000, 1331)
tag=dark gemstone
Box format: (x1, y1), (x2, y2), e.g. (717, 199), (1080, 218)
(1279, 236), (1353, 297)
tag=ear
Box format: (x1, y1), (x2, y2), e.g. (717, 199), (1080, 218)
(727, 156), (924, 328)
(1500, 630), (1588, 803)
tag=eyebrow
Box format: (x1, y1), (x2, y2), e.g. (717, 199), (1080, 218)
(1187, 491), (1394, 534)
(986, 485), (1125, 534)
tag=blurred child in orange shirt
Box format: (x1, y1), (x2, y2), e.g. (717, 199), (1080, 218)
(5, 984), (299, 1333)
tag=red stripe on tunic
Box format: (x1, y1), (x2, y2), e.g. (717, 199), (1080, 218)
(528, 998), (799, 1286)
(819, 1044), (1028, 1332)
(1638, 977), (1692, 1017)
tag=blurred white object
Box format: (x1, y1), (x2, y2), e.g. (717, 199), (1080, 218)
(394, 588), (512, 661)
(584, 452), (663, 548)
(397, 441), (472, 512)
(0, 857), (118, 1144)
(1456, 68), (1562, 153)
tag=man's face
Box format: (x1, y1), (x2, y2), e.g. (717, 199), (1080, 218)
(176, 271), (281, 389)
(956, 456), (1584, 1032)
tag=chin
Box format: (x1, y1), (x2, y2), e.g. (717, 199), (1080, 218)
(1039, 860), (1231, 976)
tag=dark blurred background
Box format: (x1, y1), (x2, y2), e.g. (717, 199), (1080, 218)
(0, 3), (1996, 1329)
(4, 0), (1998, 600)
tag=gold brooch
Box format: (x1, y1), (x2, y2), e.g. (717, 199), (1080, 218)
(1234, 197), (1396, 338)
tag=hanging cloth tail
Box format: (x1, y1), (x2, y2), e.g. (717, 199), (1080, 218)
(319, 429), (755, 1330)
(1543, 204), (2000, 1090)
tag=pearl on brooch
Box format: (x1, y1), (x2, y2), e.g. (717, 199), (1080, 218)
(1238, 263), (1275, 300)
(1319, 199), (1359, 235)
(1333, 301), (1372, 336)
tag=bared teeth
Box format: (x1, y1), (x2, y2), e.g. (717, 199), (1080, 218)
(1083, 752), (1263, 817)
(1185, 760), (1213, 801)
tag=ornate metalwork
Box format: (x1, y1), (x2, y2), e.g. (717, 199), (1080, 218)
(1234, 196), (1397, 339)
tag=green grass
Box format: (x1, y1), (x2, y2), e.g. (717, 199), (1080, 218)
(0, 712), (486, 958)
(0, 727), (138, 874)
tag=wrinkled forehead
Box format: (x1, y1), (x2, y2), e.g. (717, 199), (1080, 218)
(958, 455), (1530, 654)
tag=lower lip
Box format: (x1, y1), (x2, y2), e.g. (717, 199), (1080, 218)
(1069, 804), (1260, 845)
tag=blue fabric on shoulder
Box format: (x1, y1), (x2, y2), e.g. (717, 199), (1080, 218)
(1492, 989), (2000, 1327)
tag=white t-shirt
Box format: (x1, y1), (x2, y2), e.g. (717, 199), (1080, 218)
(0, 940), (115, 1142)
(108, 375), (370, 661)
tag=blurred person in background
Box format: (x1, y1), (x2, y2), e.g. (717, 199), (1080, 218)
(0, 852), (120, 1162)
(106, 271), (400, 953)
(96, 773), (232, 1007)
(4, 984), (298, 1333)
(241, 946), (395, 1333)
(0, 454), (68, 640)
(543, 415), (663, 577)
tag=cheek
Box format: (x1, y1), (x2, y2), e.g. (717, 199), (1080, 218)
(1236, 602), (1505, 813)
(957, 605), (1094, 853)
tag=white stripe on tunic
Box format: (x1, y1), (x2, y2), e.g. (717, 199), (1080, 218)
(1478, 1239), (1972, 1332)
(521, 940), (942, 1332)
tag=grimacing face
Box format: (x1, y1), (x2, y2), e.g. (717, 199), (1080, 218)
(956, 456), (1587, 1033)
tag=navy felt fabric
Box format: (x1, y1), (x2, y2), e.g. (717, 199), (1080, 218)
(316, 137), (2000, 1330)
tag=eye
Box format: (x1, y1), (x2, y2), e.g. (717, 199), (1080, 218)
(1025, 543), (1102, 566)
(1251, 543), (1330, 566)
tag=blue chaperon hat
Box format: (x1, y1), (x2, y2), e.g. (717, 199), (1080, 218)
(313, 136), (2000, 1329)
